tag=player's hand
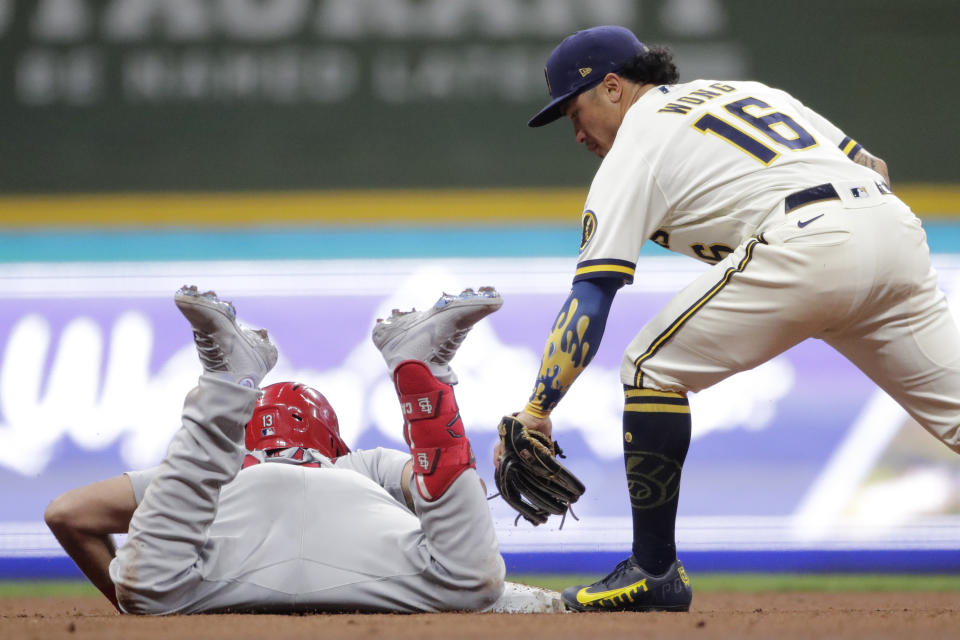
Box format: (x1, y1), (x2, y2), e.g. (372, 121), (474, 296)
(493, 410), (553, 468)
(515, 410), (553, 437)
(493, 439), (506, 469)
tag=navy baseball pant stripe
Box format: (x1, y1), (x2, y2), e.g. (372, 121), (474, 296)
(631, 235), (767, 388)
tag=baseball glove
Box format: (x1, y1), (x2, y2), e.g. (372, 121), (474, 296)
(494, 415), (585, 526)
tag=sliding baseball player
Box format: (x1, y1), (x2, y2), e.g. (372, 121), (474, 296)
(46, 286), (562, 614)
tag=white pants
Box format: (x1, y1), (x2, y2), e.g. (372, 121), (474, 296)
(109, 375), (504, 614)
(623, 188), (960, 449)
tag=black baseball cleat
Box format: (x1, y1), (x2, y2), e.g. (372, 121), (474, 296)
(561, 556), (692, 612)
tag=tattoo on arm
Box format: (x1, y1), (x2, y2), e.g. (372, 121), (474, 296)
(852, 148), (890, 186)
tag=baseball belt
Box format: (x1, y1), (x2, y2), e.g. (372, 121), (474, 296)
(786, 181), (894, 213)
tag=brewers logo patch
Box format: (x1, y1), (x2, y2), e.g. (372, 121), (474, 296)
(579, 210), (597, 252)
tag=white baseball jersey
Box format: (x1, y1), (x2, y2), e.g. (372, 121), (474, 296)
(573, 79), (960, 450)
(576, 79), (882, 279)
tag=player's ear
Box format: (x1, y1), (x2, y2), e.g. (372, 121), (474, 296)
(600, 73), (624, 104)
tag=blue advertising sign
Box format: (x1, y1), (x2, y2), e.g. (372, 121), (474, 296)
(3, 255), (960, 575)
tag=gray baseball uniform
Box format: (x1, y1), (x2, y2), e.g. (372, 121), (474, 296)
(109, 374), (504, 614)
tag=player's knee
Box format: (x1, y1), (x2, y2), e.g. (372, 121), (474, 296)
(619, 352), (691, 394)
(451, 557), (505, 611)
(619, 352), (663, 389)
(430, 551), (504, 611)
(114, 588), (171, 616)
(111, 569), (181, 616)
(110, 549), (187, 615)
(479, 572), (506, 609)
(619, 352), (637, 386)
(451, 572), (504, 611)
(114, 585), (150, 615)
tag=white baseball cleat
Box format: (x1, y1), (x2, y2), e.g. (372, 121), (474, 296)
(372, 287), (503, 384)
(483, 581), (567, 614)
(174, 285), (278, 388)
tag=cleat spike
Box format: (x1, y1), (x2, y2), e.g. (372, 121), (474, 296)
(372, 287), (503, 384)
(174, 285), (277, 387)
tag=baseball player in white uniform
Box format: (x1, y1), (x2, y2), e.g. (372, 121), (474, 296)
(45, 285), (563, 614)
(504, 25), (960, 612)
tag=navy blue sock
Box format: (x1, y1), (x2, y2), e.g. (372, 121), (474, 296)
(622, 386), (691, 576)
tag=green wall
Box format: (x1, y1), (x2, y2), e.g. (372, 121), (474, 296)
(0, 0), (956, 193)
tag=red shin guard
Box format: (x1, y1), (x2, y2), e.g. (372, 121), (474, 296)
(393, 359), (475, 501)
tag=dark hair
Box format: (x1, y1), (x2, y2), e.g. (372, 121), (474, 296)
(618, 45), (679, 85)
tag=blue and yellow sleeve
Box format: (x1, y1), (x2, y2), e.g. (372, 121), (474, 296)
(839, 136), (862, 160)
(525, 278), (621, 418)
(573, 258), (636, 285)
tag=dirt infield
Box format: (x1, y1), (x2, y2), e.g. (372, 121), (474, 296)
(3, 593), (959, 640)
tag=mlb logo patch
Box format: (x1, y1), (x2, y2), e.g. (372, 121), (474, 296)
(850, 186), (869, 198)
(261, 427), (275, 437)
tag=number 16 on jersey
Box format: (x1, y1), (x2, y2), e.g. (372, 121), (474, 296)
(693, 97), (817, 165)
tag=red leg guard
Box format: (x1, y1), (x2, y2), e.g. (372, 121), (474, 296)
(393, 359), (475, 501)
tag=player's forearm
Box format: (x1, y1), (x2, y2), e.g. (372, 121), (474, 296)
(51, 528), (121, 611)
(46, 502), (123, 611)
(852, 148), (890, 186)
(44, 475), (138, 612)
(525, 279), (619, 417)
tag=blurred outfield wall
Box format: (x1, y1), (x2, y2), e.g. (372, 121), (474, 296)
(0, 0), (957, 198)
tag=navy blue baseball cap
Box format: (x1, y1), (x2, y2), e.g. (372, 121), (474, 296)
(528, 26), (647, 128)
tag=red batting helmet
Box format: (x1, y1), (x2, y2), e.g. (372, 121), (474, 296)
(245, 382), (350, 459)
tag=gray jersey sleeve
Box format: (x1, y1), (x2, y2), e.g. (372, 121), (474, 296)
(125, 466), (162, 505)
(333, 447), (411, 509)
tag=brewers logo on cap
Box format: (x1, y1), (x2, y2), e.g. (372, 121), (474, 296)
(579, 210), (597, 252)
